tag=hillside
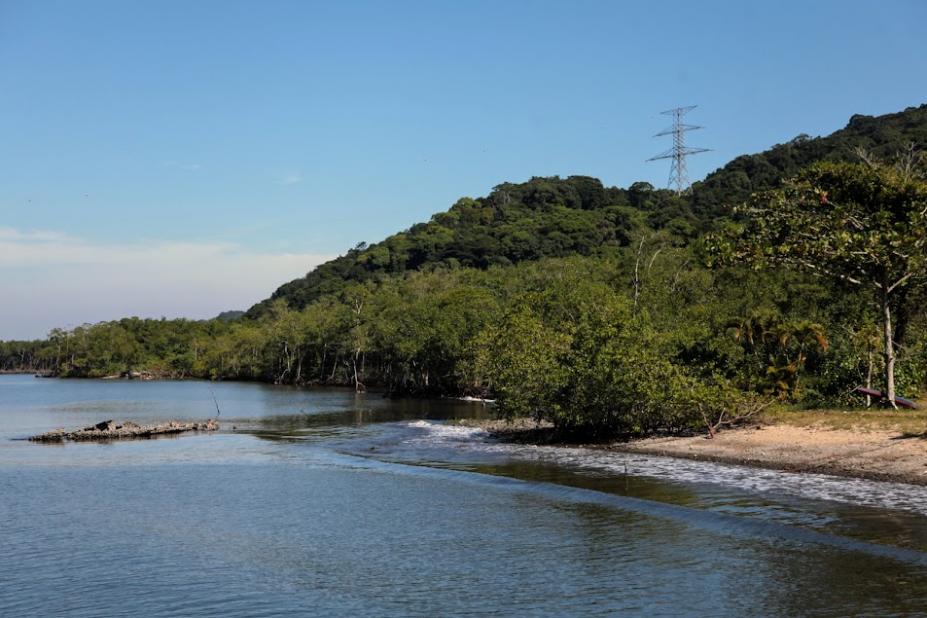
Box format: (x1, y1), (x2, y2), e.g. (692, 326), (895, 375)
(246, 177), (692, 316)
(249, 104), (927, 316)
(689, 104), (927, 216)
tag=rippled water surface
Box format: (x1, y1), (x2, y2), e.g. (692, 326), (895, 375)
(2, 375), (927, 617)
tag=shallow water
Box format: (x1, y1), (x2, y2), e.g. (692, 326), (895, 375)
(2, 375), (927, 616)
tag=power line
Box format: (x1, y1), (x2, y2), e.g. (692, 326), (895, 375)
(646, 105), (710, 194)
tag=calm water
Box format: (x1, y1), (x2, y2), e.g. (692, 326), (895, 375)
(2, 375), (927, 616)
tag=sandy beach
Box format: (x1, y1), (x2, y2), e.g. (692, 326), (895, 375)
(462, 414), (927, 486)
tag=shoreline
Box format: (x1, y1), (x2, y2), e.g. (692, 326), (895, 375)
(459, 418), (927, 487)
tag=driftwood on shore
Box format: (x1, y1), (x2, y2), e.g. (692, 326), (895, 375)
(29, 419), (219, 442)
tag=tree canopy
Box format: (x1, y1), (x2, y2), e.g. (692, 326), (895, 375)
(709, 157), (927, 405)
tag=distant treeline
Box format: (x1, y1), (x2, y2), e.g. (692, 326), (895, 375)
(4, 245), (925, 434)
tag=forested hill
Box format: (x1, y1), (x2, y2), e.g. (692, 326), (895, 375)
(248, 104), (927, 316)
(246, 177), (693, 316)
(689, 104), (927, 216)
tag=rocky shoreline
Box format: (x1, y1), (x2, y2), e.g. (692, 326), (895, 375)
(29, 419), (219, 442)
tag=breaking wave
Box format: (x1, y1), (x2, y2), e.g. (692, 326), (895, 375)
(400, 421), (927, 516)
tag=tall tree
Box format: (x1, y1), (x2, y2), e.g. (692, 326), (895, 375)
(709, 158), (927, 405)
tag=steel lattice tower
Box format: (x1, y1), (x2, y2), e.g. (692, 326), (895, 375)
(647, 105), (710, 194)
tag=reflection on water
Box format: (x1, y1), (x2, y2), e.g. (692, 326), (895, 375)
(368, 420), (927, 518)
(250, 396), (491, 434)
(2, 375), (927, 617)
(0, 374), (487, 436)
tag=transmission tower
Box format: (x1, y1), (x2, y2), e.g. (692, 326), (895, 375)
(646, 105), (710, 194)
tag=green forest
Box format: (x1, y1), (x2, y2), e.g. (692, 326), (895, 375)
(4, 104), (927, 439)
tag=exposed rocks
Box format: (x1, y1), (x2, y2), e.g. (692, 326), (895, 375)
(29, 419), (219, 442)
(127, 370), (157, 380)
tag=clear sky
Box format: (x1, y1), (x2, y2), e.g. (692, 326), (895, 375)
(1, 0), (925, 339)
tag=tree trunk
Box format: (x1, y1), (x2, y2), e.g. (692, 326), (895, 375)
(882, 290), (897, 408)
(352, 349), (365, 392)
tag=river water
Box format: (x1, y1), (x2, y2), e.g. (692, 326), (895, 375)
(2, 374), (926, 616)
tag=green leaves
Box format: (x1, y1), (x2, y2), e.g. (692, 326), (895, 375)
(475, 277), (746, 439)
(709, 159), (927, 404)
(712, 161), (927, 294)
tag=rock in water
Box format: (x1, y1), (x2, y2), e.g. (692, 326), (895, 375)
(29, 419), (219, 442)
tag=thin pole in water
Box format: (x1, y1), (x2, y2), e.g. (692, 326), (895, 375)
(209, 387), (221, 417)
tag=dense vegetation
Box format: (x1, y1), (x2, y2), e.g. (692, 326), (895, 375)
(711, 157), (927, 407)
(250, 104), (927, 315)
(245, 176), (684, 316)
(691, 104), (927, 218)
(3, 105), (927, 439)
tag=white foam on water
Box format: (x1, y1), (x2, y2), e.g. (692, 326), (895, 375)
(402, 421), (927, 516)
(405, 419), (488, 442)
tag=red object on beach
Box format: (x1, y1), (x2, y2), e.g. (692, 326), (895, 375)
(854, 386), (918, 409)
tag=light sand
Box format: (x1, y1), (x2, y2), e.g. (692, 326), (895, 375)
(615, 424), (927, 485)
(461, 418), (927, 485)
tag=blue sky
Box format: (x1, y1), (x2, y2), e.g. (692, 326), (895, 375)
(1, 0), (926, 338)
